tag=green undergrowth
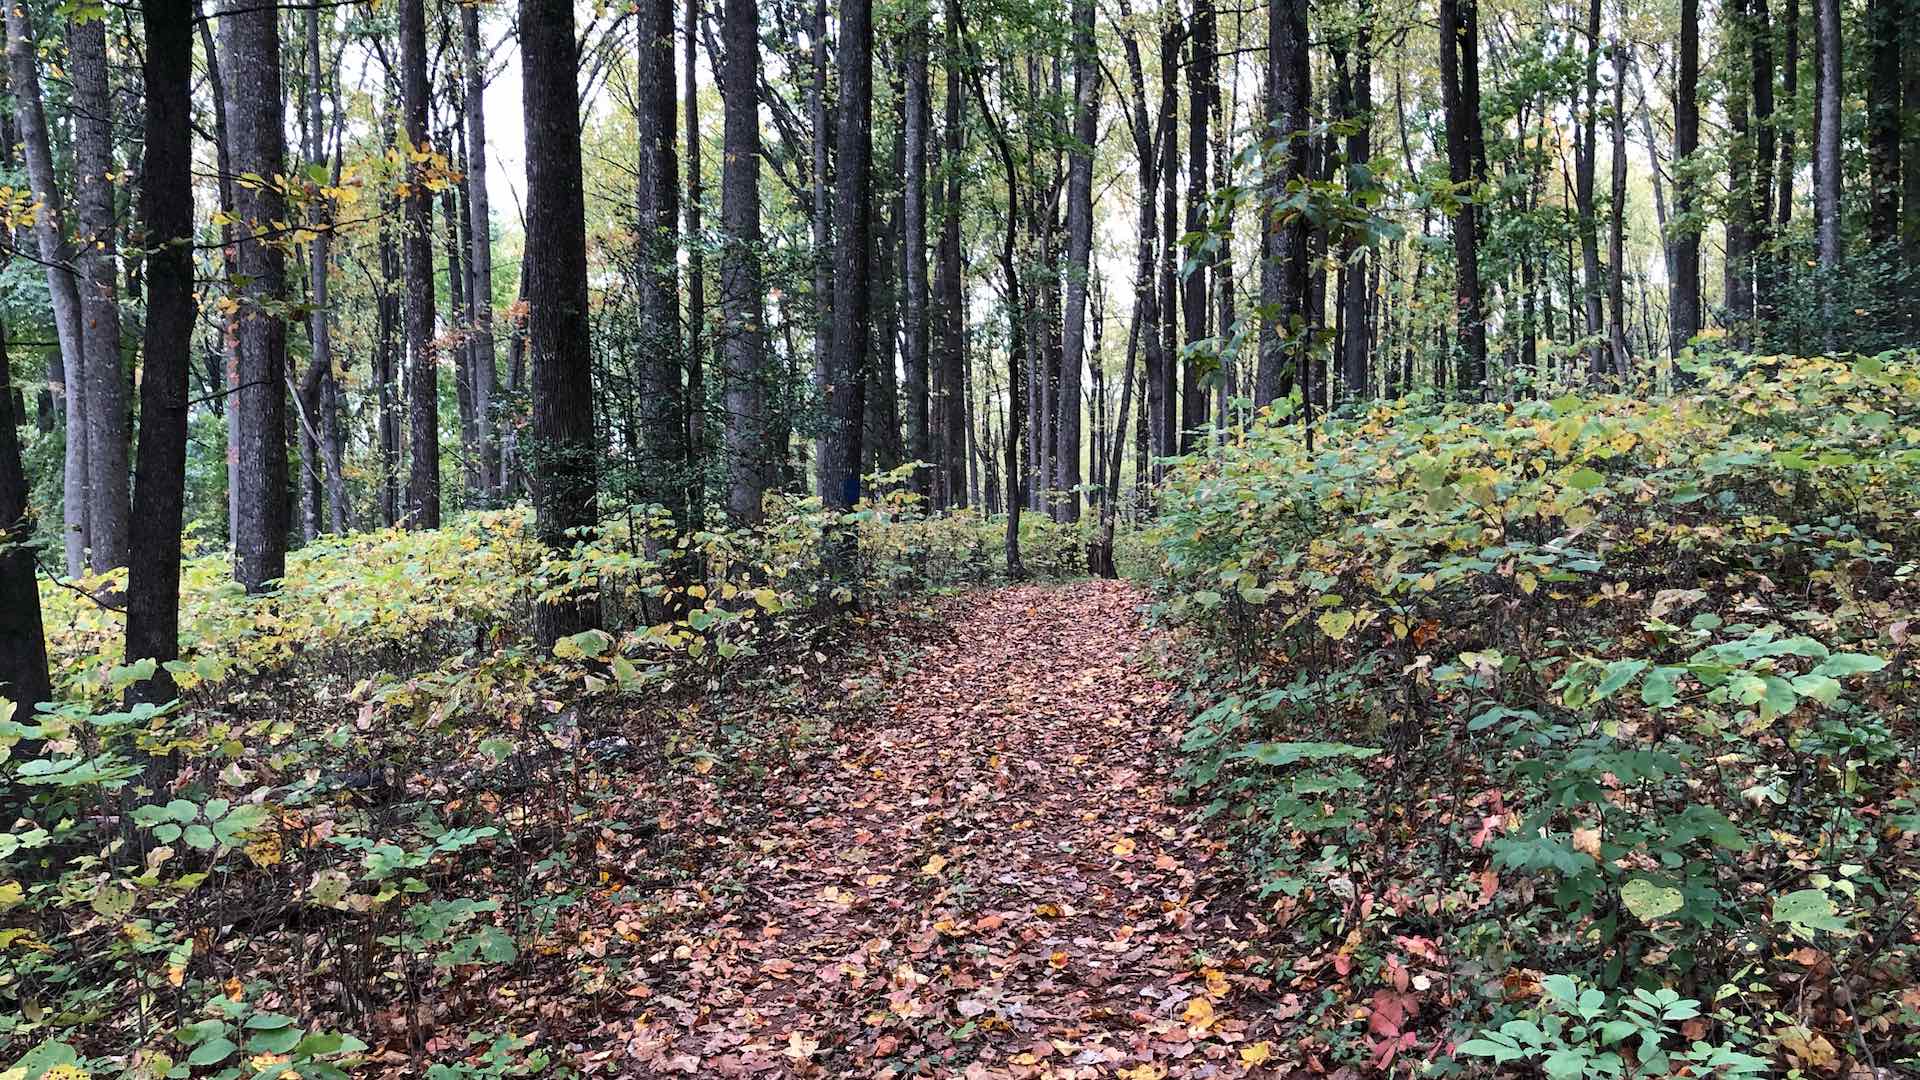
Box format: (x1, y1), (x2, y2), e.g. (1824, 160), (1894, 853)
(1, 478), (1074, 1079)
(1149, 352), (1920, 1075)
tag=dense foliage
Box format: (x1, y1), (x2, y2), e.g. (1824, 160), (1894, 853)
(1150, 352), (1920, 1073)
(0, 493), (1083, 1078)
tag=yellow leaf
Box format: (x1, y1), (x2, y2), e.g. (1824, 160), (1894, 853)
(1182, 996), (1215, 1028)
(922, 853), (948, 876)
(1110, 837), (1136, 857)
(1240, 1041), (1274, 1066)
(1204, 967), (1230, 997)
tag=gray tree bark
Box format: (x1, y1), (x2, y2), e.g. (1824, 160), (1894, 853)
(401, 0), (440, 528)
(221, 0), (290, 591)
(722, 0), (769, 522)
(6, 6), (88, 574)
(69, 14), (129, 572)
(1059, 0), (1097, 523)
(463, 1), (499, 498)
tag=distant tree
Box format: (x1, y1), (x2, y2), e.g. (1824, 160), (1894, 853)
(1813, 0), (1841, 278)
(636, 0), (689, 527)
(903, 11), (932, 500)
(463, 0), (500, 497)
(521, 0), (600, 644)
(1058, 0), (1096, 521)
(1439, 0), (1487, 392)
(125, 0), (197, 705)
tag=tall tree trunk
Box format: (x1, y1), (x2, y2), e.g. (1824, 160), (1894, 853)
(442, 170), (474, 506)
(1059, 0), (1096, 523)
(969, 55), (1026, 579)
(685, 0), (706, 528)
(222, 0), (290, 591)
(1813, 0), (1841, 278)
(1725, 0), (1755, 334)
(1906, 0), (1920, 282)
(522, 0), (600, 644)
(1608, 40), (1630, 378)
(722, 0), (768, 522)
(637, 0), (688, 527)
(1120, 30), (1163, 484)
(1440, 0), (1487, 393)
(125, 0), (195, 703)
(1865, 0), (1901, 248)
(1749, 0), (1776, 323)
(305, 2), (348, 535)
(1777, 0), (1798, 245)
(69, 14), (129, 572)
(6, 5), (88, 575)
(903, 14), (931, 499)
(401, 0), (440, 528)
(1156, 16), (1179, 470)
(1256, 0), (1310, 407)
(825, 0), (874, 521)
(1337, 11), (1373, 400)
(1181, 0), (1214, 445)
(809, 0), (833, 496)
(195, 4), (244, 543)
(1670, 0), (1702, 359)
(935, 1), (968, 510)
(1575, 0), (1604, 378)
(463, 1), (498, 498)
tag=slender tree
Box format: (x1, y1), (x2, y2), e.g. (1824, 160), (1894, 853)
(1439, 0), (1487, 392)
(1181, 0), (1214, 443)
(5, 5), (88, 574)
(1256, 0), (1310, 407)
(637, 0), (689, 527)
(903, 14), (932, 499)
(125, 0), (196, 703)
(522, 0), (600, 644)
(1608, 40), (1630, 377)
(463, 0), (499, 497)
(824, 0), (874, 516)
(1670, 0), (1701, 358)
(1813, 0), (1841, 275)
(684, 0), (707, 527)
(721, 0), (768, 522)
(222, 0), (290, 592)
(1058, 0), (1097, 522)
(401, 0), (440, 528)
(1865, 0), (1901, 248)
(69, 14), (129, 572)
(935, 0), (968, 509)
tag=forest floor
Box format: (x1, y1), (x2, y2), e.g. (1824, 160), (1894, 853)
(596, 579), (1309, 1079)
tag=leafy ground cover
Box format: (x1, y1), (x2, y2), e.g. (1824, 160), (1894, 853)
(1149, 352), (1920, 1074)
(3, 494), (1088, 1078)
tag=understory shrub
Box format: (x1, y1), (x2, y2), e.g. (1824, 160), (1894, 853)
(1151, 352), (1920, 1074)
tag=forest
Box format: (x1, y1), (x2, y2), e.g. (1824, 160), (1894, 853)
(0, 0), (1917, 1074)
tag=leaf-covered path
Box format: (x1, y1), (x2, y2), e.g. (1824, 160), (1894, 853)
(612, 580), (1295, 1078)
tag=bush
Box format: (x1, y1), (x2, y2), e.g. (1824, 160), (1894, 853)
(1148, 352), (1920, 1073)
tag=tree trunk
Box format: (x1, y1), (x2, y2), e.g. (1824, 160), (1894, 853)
(0, 322), (49, 709)
(969, 54), (1026, 579)
(5, 5), (88, 575)
(1256, 0), (1310, 407)
(463, 1), (499, 499)
(1813, 0), (1841, 278)
(1337, 11), (1373, 400)
(401, 0), (440, 528)
(825, 0), (874, 525)
(522, 0), (600, 644)
(1440, 0), (1487, 393)
(1181, 0), (1213, 444)
(1671, 0), (1701, 359)
(222, 0), (290, 592)
(1865, 0), (1901, 248)
(1059, 0), (1096, 523)
(69, 14), (129, 572)
(722, 0), (768, 522)
(637, 0), (688, 528)
(125, 0), (196, 703)
(685, 0), (707, 528)
(935, 0), (968, 510)
(1575, 0), (1604, 378)
(1749, 0), (1776, 322)
(1608, 40), (1630, 378)
(1156, 16), (1179, 470)
(903, 15), (931, 499)
(1725, 0), (1755, 334)
(809, 0), (833, 497)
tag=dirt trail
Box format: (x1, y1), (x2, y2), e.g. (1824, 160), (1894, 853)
(614, 580), (1291, 1078)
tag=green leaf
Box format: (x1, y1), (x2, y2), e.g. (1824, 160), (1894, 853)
(1593, 658), (1648, 702)
(1565, 467), (1606, 490)
(1641, 666), (1685, 707)
(187, 1035), (239, 1066)
(1773, 888), (1850, 933)
(1621, 877), (1684, 921)
(183, 823), (217, 850)
(1316, 609), (1356, 640)
(1812, 653), (1887, 678)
